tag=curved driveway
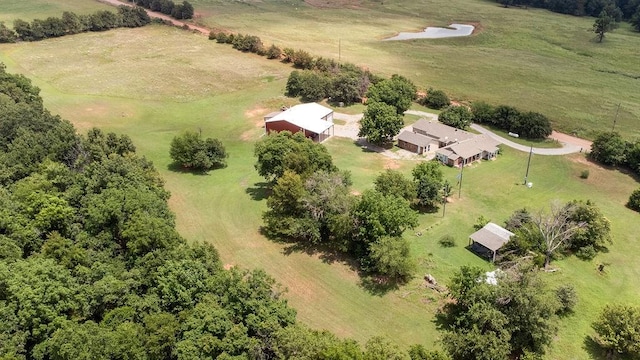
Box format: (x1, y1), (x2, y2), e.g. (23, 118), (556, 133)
(405, 110), (590, 155)
(94, 0), (591, 157)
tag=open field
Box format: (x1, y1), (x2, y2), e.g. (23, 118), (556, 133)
(188, 0), (640, 139)
(0, 0), (111, 23)
(1, 6), (640, 359)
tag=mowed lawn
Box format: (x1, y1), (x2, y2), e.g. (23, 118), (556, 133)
(1, 17), (640, 360)
(190, 0), (640, 139)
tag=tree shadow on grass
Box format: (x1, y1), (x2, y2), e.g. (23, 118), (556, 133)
(582, 336), (610, 360)
(167, 162), (211, 175)
(359, 275), (401, 296)
(245, 182), (271, 201)
(353, 139), (393, 154)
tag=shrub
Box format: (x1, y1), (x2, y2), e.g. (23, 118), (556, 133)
(266, 44), (282, 59)
(420, 88), (450, 110)
(292, 49), (314, 69)
(628, 188), (640, 212)
(555, 285), (578, 314)
(473, 215), (489, 231)
(215, 32), (228, 43)
(282, 47), (295, 63)
(0, 22), (18, 43)
(208, 30), (216, 40)
(438, 235), (456, 247)
(580, 170), (590, 179)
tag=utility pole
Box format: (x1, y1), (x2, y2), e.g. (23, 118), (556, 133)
(458, 162), (464, 199)
(442, 181), (451, 218)
(612, 103), (620, 131)
(523, 145), (533, 185)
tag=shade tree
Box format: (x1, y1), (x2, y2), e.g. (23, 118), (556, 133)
(438, 105), (472, 130)
(254, 131), (336, 182)
(358, 101), (404, 145)
(591, 304), (640, 357)
(441, 264), (560, 359)
(412, 161), (444, 209)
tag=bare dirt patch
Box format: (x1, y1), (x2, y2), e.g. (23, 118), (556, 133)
(550, 131), (592, 151)
(384, 158), (401, 169)
(245, 106), (269, 119)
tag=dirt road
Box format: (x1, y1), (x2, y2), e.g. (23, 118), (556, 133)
(96, 0), (211, 34)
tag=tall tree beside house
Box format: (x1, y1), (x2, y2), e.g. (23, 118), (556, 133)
(254, 131), (336, 182)
(358, 101), (404, 145)
(374, 169), (415, 201)
(438, 105), (472, 130)
(412, 161), (444, 209)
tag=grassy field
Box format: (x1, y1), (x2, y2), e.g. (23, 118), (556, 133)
(189, 0), (640, 139)
(2, 2), (640, 359)
(0, 0), (112, 23)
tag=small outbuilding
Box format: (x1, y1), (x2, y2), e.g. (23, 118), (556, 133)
(468, 222), (514, 262)
(264, 103), (334, 142)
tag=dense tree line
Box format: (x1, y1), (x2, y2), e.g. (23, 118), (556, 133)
(470, 101), (553, 140)
(209, 30), (381, 105)
(2, 7), (150, 42)
(588, 131), (640, 213)
(0, 64), (452, 359)
(494, 0), (639, 21)
(127, 0), (194, 20)
(254, 131), (423, 282)
(285, 63), (381, 105)
(589, 131), (640, 173)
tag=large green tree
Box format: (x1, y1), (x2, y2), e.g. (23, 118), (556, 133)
(170, 131), (227, 171)
(593, 9), (615, 42)
(412, 161), (444, 209)
(442, 265), (560, 359)
(365, 74), (417, 114)
(589, 131), (626, 166)
(592, 304), (640, 357)
(358, 101), (404, 145)
(438, 106), (472, 130)
(254, 131), (336, 182)
(374, 169), (415, 201)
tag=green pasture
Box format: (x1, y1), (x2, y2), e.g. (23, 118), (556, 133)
(0, 0), (111, 23)
(1, 12), (640, 360)
(190, 0), (640, 139)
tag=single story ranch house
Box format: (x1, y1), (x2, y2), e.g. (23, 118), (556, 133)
(264, 103), (334, 143)
(398, 119), (500, 166)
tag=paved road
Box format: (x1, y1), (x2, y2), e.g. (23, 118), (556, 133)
(406, 110), (589, 155)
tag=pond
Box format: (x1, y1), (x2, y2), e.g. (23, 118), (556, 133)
(384, 23), (475, 41)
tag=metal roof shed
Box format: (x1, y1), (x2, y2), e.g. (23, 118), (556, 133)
(469, 222), (515, 262)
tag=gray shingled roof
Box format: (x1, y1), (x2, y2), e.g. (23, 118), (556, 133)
(413, 119), (475, 143)
(397, 130), (434, 147)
